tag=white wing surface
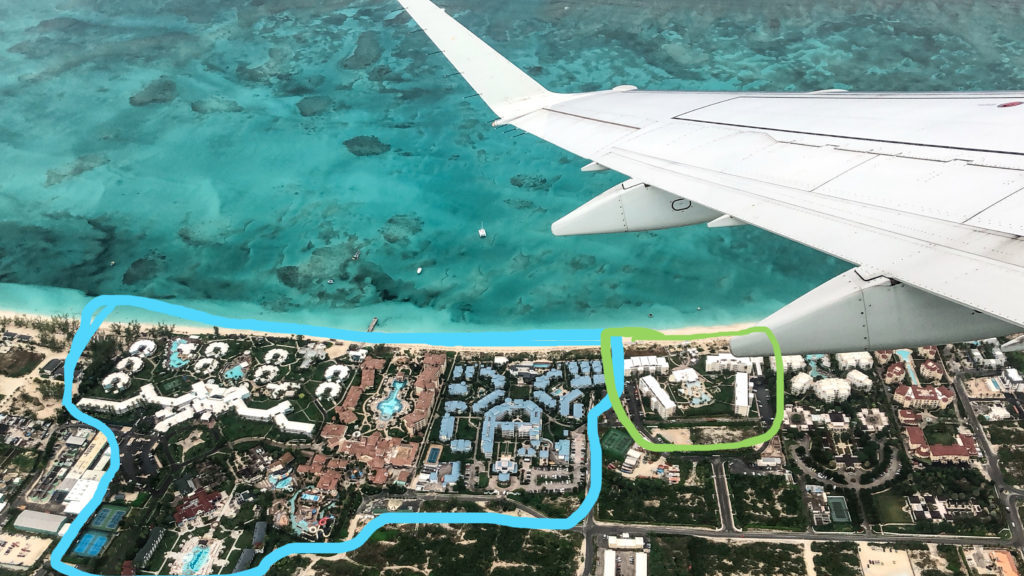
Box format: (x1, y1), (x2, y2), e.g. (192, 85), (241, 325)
(399, 0), (1024, 354)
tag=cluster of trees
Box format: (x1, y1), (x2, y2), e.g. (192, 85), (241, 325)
(729, 473), (807, 530)
(650, 535), (806, 576)
(811, 542), (860, 576)
(0, 313), (79, 351)
(598, 462), (718, 526)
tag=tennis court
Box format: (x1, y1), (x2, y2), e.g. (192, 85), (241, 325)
(90, 505), (128, 531)
(72, 530), (109, 557)
(601, 428), (633, 462)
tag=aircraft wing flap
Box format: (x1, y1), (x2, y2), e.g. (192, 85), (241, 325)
(597, 145), (1024, 327)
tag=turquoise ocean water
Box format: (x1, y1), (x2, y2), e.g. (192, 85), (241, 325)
(1, 0), (1022, 331)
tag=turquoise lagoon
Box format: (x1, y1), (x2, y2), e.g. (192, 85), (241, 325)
(1, 0), (1022, 331)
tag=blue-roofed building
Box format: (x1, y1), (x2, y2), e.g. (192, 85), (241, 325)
(581, 361), (592, 375)
(441, 461), (462, 488)
(539, 449), (549, 460)
(533, 390), (556, 409)
(593, 373), (606, 385)
(492, 458), (518, 474)
(517, 446), (536, 458)
(465, 364), (476, 379)
(572, 403), (584, 419)
(568, 361), (579, 376)
(453, 365), (463, 379)
(450, 439), (472, 453)
(480, 366), (506, 389)
(559, 389), (584, 417)
(444, 400), (468, 414)
(481, 399), (543, 458)
(439, 414), (456, 442)
(571, 375), (595, 389)
(555, 439), (571, 462)
(472, 390), (505, 414)
(448, 382), (469, 397)
(591, 360), (603, 374)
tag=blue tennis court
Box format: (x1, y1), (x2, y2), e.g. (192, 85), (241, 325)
(73, 530), (110, 557)
(90, 505), (128, 531)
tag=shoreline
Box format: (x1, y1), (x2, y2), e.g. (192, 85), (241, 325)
(0, 307), (757, 352)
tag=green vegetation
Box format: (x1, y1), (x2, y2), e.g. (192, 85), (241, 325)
(598, 462), (718, 526)
(811, 542), (860, 576)
(342, 524), (581, 576)
(728, 473), (806, 531)
(923, 423), (957, 446)
(508, 488), (583, 518)
(0, 348), (44, 377)
(649, 535), (805, 576)
(872, 489), (912, 524)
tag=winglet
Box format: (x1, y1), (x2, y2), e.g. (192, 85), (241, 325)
(399, 0), (570, 123)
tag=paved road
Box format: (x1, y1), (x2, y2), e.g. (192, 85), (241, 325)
(950, 372), (1024, 548)
(711, 458), (736, 532)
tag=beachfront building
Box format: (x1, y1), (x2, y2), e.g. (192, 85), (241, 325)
(622, 356), (670, 377)
(480, 399), (543, 459)
(705, 353), (756, 374)
(668, 368), (699, 384)
(733, 372), (750, 416)
(78, 380), (316, 436)
(638, 375), (676, 419)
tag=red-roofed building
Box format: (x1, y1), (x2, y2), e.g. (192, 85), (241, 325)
(894, 384), (955, 409)
(920, 360), (944, 381)
(902, 426), (979, 463)
(897, 409), (923, 425)
(885, 363), (907, 385)
(917, 346), (939, 360)
(874, 350), (895, 365)
(173, 490), (221, 524)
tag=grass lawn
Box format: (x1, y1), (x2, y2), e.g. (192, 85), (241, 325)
(601, 428), (633, 462)
(924, 423), (957, 446)
(0, 348), (44, 377)
(873, 489), (912, 524)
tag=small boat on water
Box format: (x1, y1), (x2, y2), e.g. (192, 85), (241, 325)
(478, 225), (487, 238)
(416, 267), (423, 275)
(352, 249), (361, 260)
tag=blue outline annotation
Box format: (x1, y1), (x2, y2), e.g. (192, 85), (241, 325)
(52, 295), (625, 576)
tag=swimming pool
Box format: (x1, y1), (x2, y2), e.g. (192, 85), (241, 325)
(224, 365), (244, 380)
(169, 339), (189, 368)
(376, 380), (406, 420)
(895, 349), (922, 386)
(805, 354), (826, 379)
(181, 544), (210, 575)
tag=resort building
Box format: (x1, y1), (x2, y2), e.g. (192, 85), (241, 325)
(856, 407), (889, 433)
(920, 360), (944, 381)
(845, 369), (873, 391)
(1004, 368), (1024, 392)
(733, 372), (750, 417)
(705, 353), (760, 374)
(813, 378), (851, 403)
(836, 351), (873, 371)
(770, 355), (806, 373)
(884, 362), (908, 385)
(893, 384), (955, 409)
(668, 367), (699, 383)
(789, 372), (813, 395)
(622, 356), (669, 377)
(638, 375), (676, 419)
(874, 349), (895, 364)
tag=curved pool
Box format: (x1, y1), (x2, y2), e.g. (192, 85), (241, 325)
(376, 380), (406, 420)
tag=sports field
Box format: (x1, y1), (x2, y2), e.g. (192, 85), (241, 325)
(90, 505), (128, 531)
(601, 428), (633, 462)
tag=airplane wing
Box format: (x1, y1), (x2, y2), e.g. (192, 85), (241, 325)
(398, 0), (1024, 355)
